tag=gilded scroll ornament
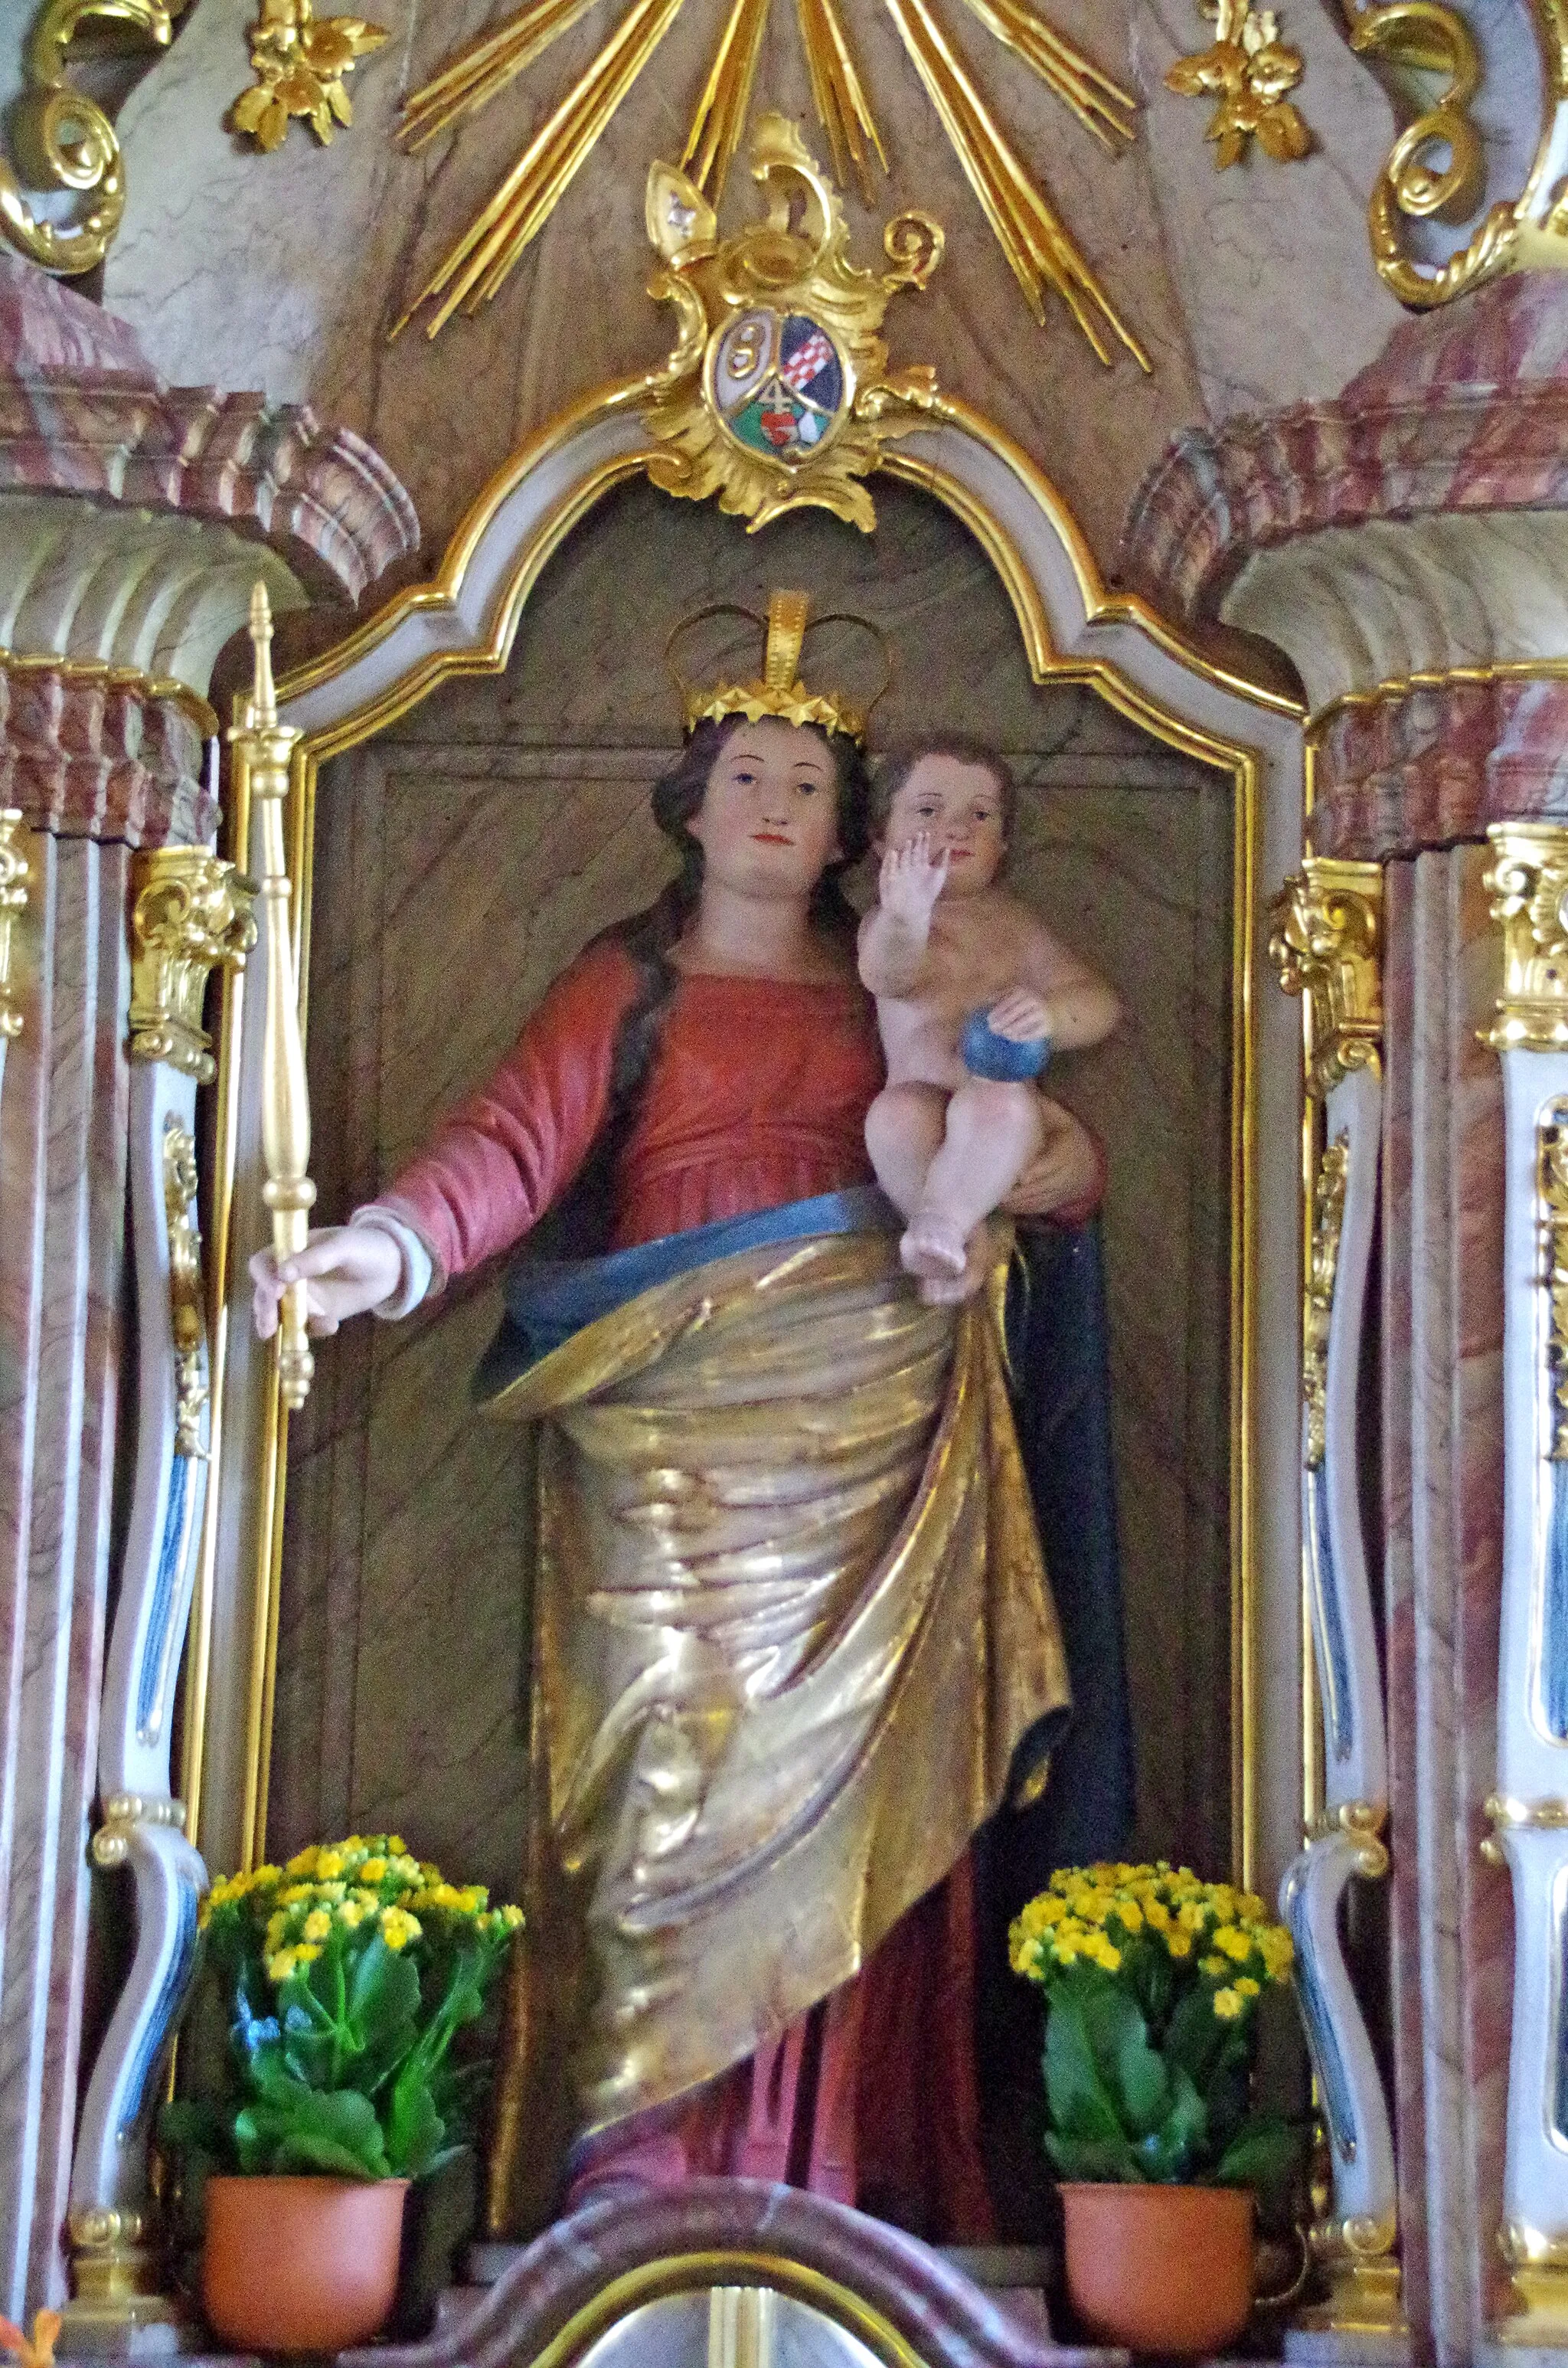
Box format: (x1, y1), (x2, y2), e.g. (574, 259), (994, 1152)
(641, 116), (942, 535)
(129, 849), (256, 1084)
(0, 810), (30, 1045)
(1304, 1134), (1349, 1471)
(231, 0), (388, 150)
(1346, 0), (1568, 307)
(392, 0), (1148, 365)
(1267, 859), (1383, 1100)
(163, 1122), (207, 1459)
(1165, 0), (1312, 167)
(0, 1), (187, 277)
(1485, 824), (1568, 1054)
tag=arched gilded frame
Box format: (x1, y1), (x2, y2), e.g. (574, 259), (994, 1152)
(180, 375), (1310, 1914)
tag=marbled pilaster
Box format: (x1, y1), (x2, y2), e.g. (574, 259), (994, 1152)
(0, 826), (132, 2311)
(1381, 845), (1511, 2363)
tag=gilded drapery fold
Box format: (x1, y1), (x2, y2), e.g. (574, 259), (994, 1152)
(485, 1225), (1069, 2143)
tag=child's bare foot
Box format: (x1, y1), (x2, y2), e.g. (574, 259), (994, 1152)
(918, 1224), (992, 1304)
(900, 1215), (969, 1280)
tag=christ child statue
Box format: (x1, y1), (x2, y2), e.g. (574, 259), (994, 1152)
(858, 737), (1120, 1299)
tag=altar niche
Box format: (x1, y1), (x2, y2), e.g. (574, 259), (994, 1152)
(263, 473), (1237, 1904)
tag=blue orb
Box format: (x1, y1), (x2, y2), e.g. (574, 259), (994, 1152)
(960, 1008), (1052, 1082)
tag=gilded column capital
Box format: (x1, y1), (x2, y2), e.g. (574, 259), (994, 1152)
(0, 806), (31, 1043)
(1267, 858), (1383, 1098)
(128, 849), (256, 1082)
(1485, 822), (1568, 1053)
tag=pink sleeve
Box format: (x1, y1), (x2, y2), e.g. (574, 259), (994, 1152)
(375, 940), (639, 1290)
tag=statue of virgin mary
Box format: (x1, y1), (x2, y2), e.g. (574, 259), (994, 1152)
(252, 590), (1134, 2242)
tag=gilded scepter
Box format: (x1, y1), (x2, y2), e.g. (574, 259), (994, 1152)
(232, 584), (315, 1410)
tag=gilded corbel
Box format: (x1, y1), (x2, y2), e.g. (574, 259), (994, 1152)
(1485, 823), (1568, 1053)
(129, 849), (256, 1084)
(1268, 858), (1383, 1099)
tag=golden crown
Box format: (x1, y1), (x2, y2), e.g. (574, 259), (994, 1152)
(666, 590), (890, 746)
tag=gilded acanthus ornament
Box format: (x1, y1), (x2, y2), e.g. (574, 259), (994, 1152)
(232, 0), (389, 152)
(1268, 860), (1383, 1100)
(129, 850), (256, 1084)
(1165, 0), (1312, 167)
(1304, 1134), (1348, 1472)
(163, 1122), (208, 1459)
(1484, 824), (1568, 1054)
(642, 116), (942, 534)
(0, 1), (188, 277)
(0, 810), (30, 1047)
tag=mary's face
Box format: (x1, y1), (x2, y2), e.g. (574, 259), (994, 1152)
(687, 718), (842, 902)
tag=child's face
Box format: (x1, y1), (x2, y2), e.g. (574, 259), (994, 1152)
(881, 755), (1007, 895)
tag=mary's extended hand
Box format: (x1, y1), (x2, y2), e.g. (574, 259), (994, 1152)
(250, 1223), (403, 1339)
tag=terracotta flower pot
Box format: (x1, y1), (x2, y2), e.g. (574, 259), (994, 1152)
(201, 2173), (410, 2353)
(1059, 2180), (1254, 2357)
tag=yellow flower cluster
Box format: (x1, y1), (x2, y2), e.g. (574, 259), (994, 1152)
(1009, 1862), (1292, 2021)
(198, 1831), (524, 1986)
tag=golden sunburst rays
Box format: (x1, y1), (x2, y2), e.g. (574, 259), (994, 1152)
(397, 0), (608, 147)
(683, 0), (774, 198)
(392, 0), (686, 335)
(797, 0), (887, 203)
(882, 0), (1149, 365)
(394, 0), (1148, 365)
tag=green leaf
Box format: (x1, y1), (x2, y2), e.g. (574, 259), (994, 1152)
(386, 2076), (444, 2180)
(1046, 2131), (1138, 2183)
(1114, 2027), (1171, 2138)
(1215, 2114), (1305, 2216)
(1044, 1994), (1136, 2173)
(1165, 1987), (1227, 2087)
(350, 1938), (420, 2050)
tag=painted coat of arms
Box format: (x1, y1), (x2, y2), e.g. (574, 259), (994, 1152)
(642, 114), (943, 532)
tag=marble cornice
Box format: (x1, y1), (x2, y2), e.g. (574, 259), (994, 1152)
(1119, 381), (1568, 625)
(0, 374), (420, 607)
(0, 660), (214, 848)
(1310, 674), (1568, 864)
(1119, 273), (1568, 629)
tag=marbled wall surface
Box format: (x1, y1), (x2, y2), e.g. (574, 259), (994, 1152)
(0, 828), (130, 2312)
(100, 0), (1402, 584)
(266, 476), (1237, 1895)
(1381, 845), (1511, 2366)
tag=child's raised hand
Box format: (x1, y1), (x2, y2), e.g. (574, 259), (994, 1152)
(988, 986), (1054, 1043)
(880, 832), (949, 927)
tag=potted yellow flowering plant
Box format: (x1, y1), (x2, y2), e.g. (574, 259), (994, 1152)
(1010, 1860), (1298, 2358)
(164, 1833), (522, 2354)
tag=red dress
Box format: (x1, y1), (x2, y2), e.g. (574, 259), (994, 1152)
(381, 934), (1083, 2239)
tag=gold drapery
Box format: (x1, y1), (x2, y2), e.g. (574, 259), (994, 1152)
(485, 1225), (1068, 2219)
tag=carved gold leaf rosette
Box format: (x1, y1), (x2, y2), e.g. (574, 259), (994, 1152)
(641, 115), (942, 533)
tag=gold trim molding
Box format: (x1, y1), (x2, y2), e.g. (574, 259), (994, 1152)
(1269, 858), (1383, 1099)
(1485, 823), (1568, 1054)
(0, 809), (30, 1045)
(129, 849), (256, 1083)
